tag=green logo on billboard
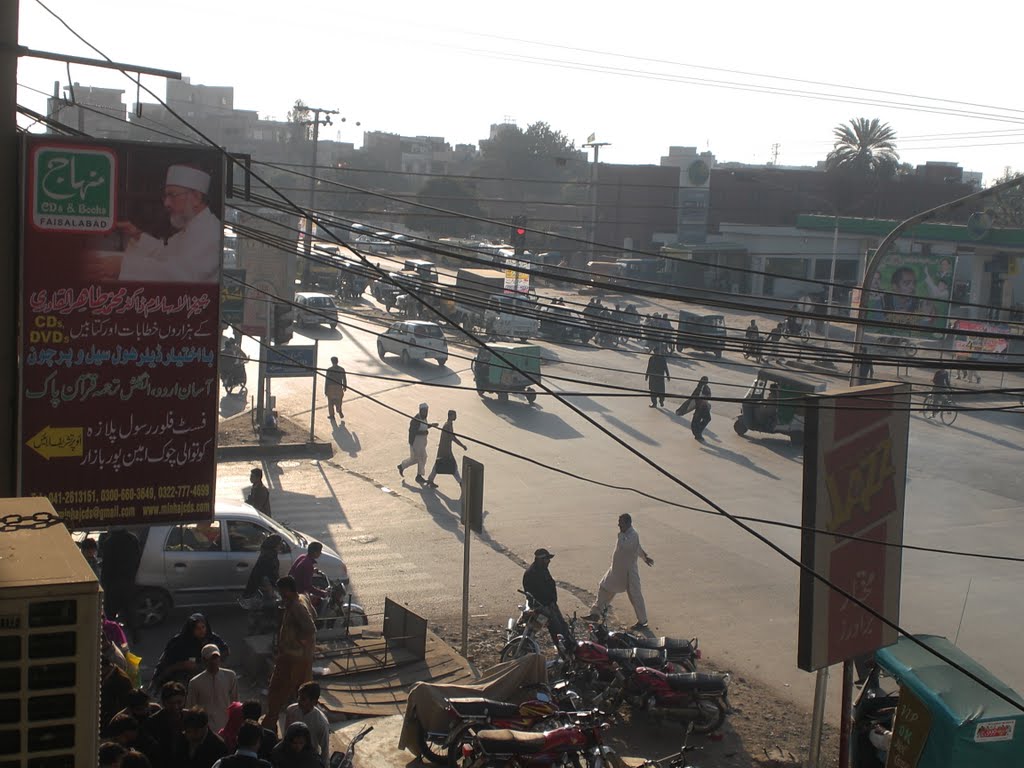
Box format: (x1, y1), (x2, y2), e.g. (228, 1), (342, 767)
(32, 145), (116, 232)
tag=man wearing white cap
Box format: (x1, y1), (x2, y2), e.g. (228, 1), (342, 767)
(184, 643), (238, 733)
(115, 163), (221, 283)
(398, 402), (436, 485)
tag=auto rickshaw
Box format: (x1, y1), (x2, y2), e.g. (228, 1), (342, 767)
(852, 634), (1024, 768)
(677, 310), (727, 358)
(732, 368), (827, 445)
(472, 343), (541, 404)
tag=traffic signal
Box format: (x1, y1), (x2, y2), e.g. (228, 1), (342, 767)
(510, 216), (527, 252)
(272, 302), (294, 345)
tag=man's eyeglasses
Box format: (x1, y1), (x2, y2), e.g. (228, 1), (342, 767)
(162, 189), (191, 201)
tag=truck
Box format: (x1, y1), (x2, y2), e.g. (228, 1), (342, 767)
(454, 268), (539, 340)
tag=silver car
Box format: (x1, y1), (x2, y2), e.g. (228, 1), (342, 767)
(92, 503), (349, 627)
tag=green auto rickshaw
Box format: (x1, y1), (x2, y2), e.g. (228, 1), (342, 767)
(677, 309), (727, 358)
(732, 368), (828, 445)
(852, 635), (1024, 768)
(472, 343), (542, 404)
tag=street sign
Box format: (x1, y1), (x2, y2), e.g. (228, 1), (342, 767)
(462, 457), (484, 534)
(265, 345), (316, 377)
(19, 137), (223, 529)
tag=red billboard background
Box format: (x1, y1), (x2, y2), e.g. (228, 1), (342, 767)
(19, 137), (223, 528)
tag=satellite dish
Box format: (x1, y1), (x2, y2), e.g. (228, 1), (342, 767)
(967, 211), (994, 240)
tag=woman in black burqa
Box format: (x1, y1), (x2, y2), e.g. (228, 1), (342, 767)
(644, 352), (670, 407)
(151, 612), (230, 690)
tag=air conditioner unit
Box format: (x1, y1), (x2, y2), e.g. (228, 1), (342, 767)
(0, 498), (101, 768)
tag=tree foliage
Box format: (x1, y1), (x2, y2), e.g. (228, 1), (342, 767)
(988, 167), (1024, 227)
(826, 118), (900, 177)
(414, 176), (485, 237)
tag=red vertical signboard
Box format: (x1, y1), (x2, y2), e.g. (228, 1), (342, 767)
(19, 137), (223, 528)
(798, 383), (911, 672)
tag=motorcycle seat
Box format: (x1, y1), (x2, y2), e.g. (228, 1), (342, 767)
(446, 698), (521, 719)
(475, 728), (548, 754)
(665, 672), (728, 693)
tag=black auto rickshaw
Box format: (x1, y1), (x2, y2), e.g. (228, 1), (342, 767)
(732, 368), (827, 445)
(677, 309), (727, 358)
(852, 635), (1024, 768)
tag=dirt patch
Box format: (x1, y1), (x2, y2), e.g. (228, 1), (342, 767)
(219, 412), (310, 446)
(429, 620), (839, 768)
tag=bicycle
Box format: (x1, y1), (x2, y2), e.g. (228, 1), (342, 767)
(922, 393), (957, 426)
(329, 724), (373, 768)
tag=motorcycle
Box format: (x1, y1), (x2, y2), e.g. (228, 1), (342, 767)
(601, 664), (730, 734)
(455, 712), (619, 768)
(418, 684), (579, 766)
(238, 568), (367, 634)
(329, 724), (373, 768)
(554, 636), (670, 709)
(500, 590), (553, 661)
(584, 610), (699, 671)
(220, 360), (247, 395)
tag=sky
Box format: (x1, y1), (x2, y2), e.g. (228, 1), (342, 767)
(15, 0), (1024, 184)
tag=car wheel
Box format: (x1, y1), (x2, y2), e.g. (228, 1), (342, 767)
(437, 357), (448, 367)
(377, 340), (386, 361)
(733, 417), (748, 436)
(132, 588), (171, 628)
(401, 349), (411, 365)
(330, 321), (337, 329)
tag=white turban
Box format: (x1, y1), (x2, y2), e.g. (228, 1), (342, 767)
(165, 164), (211, 194)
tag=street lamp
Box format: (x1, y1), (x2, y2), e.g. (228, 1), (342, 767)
(583, 137), (611, 266)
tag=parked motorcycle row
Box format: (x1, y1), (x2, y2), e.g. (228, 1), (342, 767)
(414, 592), (728, 767)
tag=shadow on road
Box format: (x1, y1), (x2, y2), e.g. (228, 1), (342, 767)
(481, 397), (584, 439)
(331, 422), (362, 457)
(701, 439), (781, 480)
(219, 393), (248, 418)
(294, 326), (343, 341)
(385, 358), (465, 385)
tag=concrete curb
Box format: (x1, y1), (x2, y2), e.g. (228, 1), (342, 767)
(217, 441), (334, 461)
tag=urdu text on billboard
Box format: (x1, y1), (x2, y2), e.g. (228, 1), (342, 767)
(19, 137), (224, 529)
(798, 383), (911, 672)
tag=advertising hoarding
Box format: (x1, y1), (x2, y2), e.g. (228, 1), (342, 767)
(798, 383), (911, 672)
(862, 250), (956, 336)
(19, 137), (223, 528)
(951, 319), (1010, 358)
(235, 208), (298, 335)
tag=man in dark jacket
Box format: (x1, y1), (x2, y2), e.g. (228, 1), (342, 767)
(142, 682), (187, 768)
(397, 403), (435, 485)
(324, 357), (348, 422)
(522, 548), (570, 645)
(644, 352), (670, 408)
(175, 707), (228, 768)
(100, 528), (141, 639)
(691, 377), (712, 442)
(246, 469), (271, 517)
(212, 721), (271, 768)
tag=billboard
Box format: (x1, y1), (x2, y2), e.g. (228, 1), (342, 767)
(862, 249), (956, 336)
(798, 383), (911, 672)
(951, 320), (1010, 359)
(19, 137), (223, 528)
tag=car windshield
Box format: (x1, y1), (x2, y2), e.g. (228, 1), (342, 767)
(414, 324), (443, 338)
(308, 297), (334, 307)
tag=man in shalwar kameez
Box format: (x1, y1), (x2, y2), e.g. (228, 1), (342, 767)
(585, 513), (654, 629)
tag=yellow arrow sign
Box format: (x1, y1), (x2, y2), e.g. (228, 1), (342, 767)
(26, 426), (84, 460)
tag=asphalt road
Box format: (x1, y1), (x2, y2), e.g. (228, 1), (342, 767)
(233, 297), (1024, 716)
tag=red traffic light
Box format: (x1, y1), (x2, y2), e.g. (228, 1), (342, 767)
(516, 228), (526, 236)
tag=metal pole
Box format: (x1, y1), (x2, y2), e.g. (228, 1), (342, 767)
(0, 0), (19, 496)
(839, 660), (854, 768)
(823, 215), (839, 346)
(302, 111), (321, 277)
(264, 309), (274, 430)
(461, 506), (471, 658)
(850, 175), (1024, 384)
(805, 666), (829, 768)
(309, 340), (318, 442)
(589, 146), (598, 267)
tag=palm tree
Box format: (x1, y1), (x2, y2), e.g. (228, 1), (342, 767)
(826, 118), (900, 176)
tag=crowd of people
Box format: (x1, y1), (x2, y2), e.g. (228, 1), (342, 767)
(91, 526), (338, 768)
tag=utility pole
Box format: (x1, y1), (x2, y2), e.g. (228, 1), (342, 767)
(770, 142), (780, 166)
(300, 106), (339, 280)
(583, 137), (610, 267)
(1, 0), (19, 496)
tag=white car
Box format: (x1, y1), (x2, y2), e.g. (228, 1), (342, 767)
(377, 320), (448, 366)
(83, 503), (349, 627)
(294, 291), (339, 328)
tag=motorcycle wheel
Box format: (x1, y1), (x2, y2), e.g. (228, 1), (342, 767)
(690, 698), (727, 734)
(416, 729), (449, 766)
(499, 635), (540, 662)
(445, 722), (480, 766)
(733, 417), (748, 436)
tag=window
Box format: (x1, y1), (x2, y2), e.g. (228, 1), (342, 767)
(165, 522), (222, 552)
(226, 521), (273, 552)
